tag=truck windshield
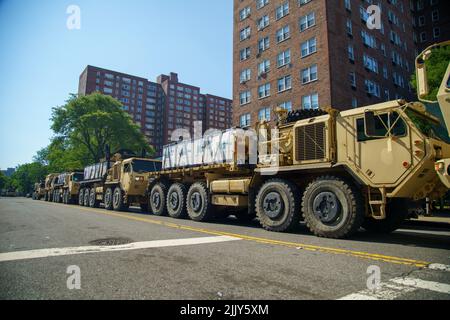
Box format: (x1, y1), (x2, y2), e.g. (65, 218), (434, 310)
(405, 104), (450, 143)
(73, 173), (83, 181)
(132, 160), (161, 173)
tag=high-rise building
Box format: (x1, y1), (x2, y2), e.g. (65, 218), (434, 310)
(411, 0), (450, 52)
(79, 66), (232, 156)
(233, 0), (416, 127)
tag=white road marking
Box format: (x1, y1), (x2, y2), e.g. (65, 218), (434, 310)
(391, 278), (450, 294)
(395, 229), (450, 237)
(427, 263), (450, 272)
(339, 277), (450, 300)
(0, 236), (240, 262)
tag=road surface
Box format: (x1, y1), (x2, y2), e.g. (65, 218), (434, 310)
(0, 197), (449, 300)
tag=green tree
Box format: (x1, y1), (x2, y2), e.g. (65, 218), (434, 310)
(411, 45), (450, 101)
(9, 163), (48, 194)
(0, 171), (10, 191)
(49, 93), (153, 166)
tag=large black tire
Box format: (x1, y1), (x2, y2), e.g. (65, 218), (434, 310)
(301, 176), (364, 239)
(62, 190), (67, 204)
(167, 183), (188, 219)
(83, 189), (90, 207)
(363, 199), (409, 234)
(89, 188), (99, 208)
(104, 188), (113, 211)
(149, 182), (168, 216)
(255, 179), (300, 232)
(187, 182), (215, 222)
(78, 189), (85, 206)
(112, 187), (126, 211)
(44, 192), (48, 201)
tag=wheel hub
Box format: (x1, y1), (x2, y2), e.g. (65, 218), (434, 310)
(169, 192), (179, 209)
(313, 192), (340, 223)
(263, 192), (283, 219)
(152, 192), (161, 208)
(191, 192), (202, 212)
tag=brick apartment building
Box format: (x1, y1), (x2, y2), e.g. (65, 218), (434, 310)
(411, 0), (450, 52)
(233, 0), (416, 127)
(78, 66), (232, 156)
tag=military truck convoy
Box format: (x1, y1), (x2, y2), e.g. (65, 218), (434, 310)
(33, 42), (450, 239)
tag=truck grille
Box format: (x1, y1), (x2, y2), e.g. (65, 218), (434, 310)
(295, 123), (326, 162)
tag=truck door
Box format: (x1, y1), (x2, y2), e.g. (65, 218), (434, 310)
(353, 112), (413, 185)
(121, 163), (131, 192)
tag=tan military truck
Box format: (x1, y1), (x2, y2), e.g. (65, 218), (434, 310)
(51, 172), (84, 204)
(43, 173), (60, 202)
(78, 150), (161, 211)
(32, 182), (45, 200)
(146, 42), (450, 239)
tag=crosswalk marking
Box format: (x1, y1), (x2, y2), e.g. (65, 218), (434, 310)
(0, 236), (241, 263)
(339, 276), (450, 300)
(427, 263), (450, 272)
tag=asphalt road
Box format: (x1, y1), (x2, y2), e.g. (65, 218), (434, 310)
(0, 197), (449, 300)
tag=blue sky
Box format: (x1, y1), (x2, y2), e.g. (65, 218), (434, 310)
(0, 0), (233, 169)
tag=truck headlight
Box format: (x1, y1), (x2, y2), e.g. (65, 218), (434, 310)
(135, 176), (144, 182)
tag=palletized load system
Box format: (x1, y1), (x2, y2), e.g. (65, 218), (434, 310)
(83, 161), (112, 182)
(162, 128), (257, 170)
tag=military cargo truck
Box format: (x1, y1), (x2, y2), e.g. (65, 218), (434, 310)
(43, 173), (60, 202)
(78, 150), (161, 211)
(146, 42), (450, 239)
(32, 182), (45, 200)
(51, 172), (84, 204)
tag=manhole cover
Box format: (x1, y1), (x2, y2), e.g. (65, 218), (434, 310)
(89, 237), (133, 246)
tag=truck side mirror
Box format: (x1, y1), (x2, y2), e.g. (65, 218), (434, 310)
(416, 56), (430, 100)
(364, 111), (377, 137)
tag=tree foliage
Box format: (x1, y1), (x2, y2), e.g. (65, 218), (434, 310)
(411, 45), (450, 101)
(48, 93), (153, 166)
(0, 171), (10, 191)
(9, 163), (48, 194)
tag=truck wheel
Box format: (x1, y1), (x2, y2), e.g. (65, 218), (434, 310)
(104, 188), (113, 210)
(363, 199), (408, 234)
(112, 187), (126, 211)
(78, 189), (85, 206)
(187, 182), (214, 222)
(89, 188), (99, 208)
(44, 192), (48, 201)
(84, 189), (90, 207)
(167, 183), (188, 219)
(150, 183), (168, 216)
(301, 176), (364, 239)
(255, 179), (300, 232)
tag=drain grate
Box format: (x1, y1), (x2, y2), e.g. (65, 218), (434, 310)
(89, 237), (133, 246)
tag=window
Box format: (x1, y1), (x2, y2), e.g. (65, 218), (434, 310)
(363, 54), (378, 73)
(356, 113), (406, 142)
(420, 32), (427, 43)
(361, 30), (377, 48)
(240, 69), (251, 83)
(299, 0), (312, 5)
(301, 64), (318, 84)
(258, 37), (270, 53)
(277, 49), (291, 68)
(257, 15), (270, 30)
(349, 72), (356, 88)
(258, 83), (271, 99)
(345, 0), (351, 11)
(346, 19), (353, 35)
(256, 0), (269, 9)
(352, 97), (358, 108)
(302, 93), (319, 110)
(301, 37), (317, 57)
(418, 16), (425, 26)
(240, 47), (251, 61)
(258, 107), (271, 121)
(258, 59), (271, 75)
(364, 79), (380, 97)
(276, 25), (290, 43)
(299, 12), (315, 31)
(240, 113), (251, 127)
(240, 91), (251, 105)
(239, 7), (251, 21)
(278, 101), (292, 112)
(278, 75), (292, 92)
(348, 45), (355, 61)
(103, 87), (113, 94)
(276, 2), (289, 20)
(240, 27), (251, 41)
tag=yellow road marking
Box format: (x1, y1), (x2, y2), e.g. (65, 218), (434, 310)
(41, 201), (430, 268)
